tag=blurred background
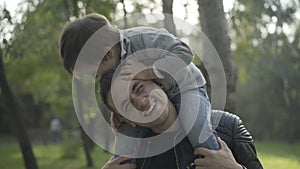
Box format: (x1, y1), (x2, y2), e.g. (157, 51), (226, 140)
(0, 0), (299, 169)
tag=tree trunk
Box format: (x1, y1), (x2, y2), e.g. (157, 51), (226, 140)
(162, 0), (176, 36)
(0, 51), (38, 169)
(63, 0), (71, 20)
(80, 126), (94, 167)
(120, 0), (128, 28)
(274, 0), (294, 142)
(75, 79), (94, 167)
(198, 0), (237, 112)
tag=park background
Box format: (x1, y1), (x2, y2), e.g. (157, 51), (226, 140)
(0, 0), (299, 168)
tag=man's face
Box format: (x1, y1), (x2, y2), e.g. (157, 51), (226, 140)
(108, 77), (170, 128)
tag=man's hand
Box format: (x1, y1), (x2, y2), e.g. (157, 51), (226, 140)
(102, 156), (136, 169)
(120, 59), (156, 80)
(194, 137), (243, 169)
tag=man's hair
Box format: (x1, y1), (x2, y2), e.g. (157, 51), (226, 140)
(99, 69), (116, 112)
(59, 13), (115, 75)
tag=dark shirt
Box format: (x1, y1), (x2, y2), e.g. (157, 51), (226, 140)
(134, 110), (263, 169)
(136, 130), (195, 169)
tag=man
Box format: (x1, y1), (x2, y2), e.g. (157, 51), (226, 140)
(50, 117), (62, 143)
(99, 70), (263, 169)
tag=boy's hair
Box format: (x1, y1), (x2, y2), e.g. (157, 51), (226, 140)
(59, 13), (116, 75)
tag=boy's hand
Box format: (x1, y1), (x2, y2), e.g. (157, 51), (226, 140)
(120, 60), (156, 80)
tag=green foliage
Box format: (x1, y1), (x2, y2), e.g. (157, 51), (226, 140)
(60, 130), (81, 159)
(0, 0), (118, 130)
(231, 0), (300, 141)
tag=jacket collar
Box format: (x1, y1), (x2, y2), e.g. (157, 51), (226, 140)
(119, 30), (129, 62)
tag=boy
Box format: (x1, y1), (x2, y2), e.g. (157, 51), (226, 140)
(59, 13), (219, 154)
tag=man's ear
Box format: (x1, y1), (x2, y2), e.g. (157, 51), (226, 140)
(104, 49), (114, 61)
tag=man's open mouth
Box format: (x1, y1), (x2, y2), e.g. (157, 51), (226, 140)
(143, 99), (156, 116)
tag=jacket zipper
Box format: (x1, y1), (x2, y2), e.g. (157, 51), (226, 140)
(140, 140), (151, 169)
(141, 132), (181, 169)
(173, 132), (181, 169)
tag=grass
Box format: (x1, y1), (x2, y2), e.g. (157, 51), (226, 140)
(0, 142), (112, 169)
(0, 139), (299, 169)
(255, 141), (300, 169)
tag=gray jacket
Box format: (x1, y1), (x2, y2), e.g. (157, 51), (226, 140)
(120, 27), (206, 97)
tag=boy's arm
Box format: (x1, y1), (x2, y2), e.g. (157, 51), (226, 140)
(120, 60), (156, 80)
(121, 28), (194, 81)
(151, 30), (194, 78)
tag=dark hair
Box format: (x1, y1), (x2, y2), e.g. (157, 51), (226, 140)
(59, 13), (115, 75)
(99, 69), (116, 112)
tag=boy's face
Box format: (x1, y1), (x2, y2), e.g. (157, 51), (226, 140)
(97, 59), (116, 77)
(72, 47), (120, 78)
(72, 58), (116, 78)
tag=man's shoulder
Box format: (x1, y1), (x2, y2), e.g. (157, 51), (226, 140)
(211, 110), (238, 130)
(212, 110), (253, 143)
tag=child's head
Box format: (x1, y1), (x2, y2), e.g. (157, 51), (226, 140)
(59, 13), (120, 76)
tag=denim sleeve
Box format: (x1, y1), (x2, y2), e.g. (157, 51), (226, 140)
(142, 28), (194, 76)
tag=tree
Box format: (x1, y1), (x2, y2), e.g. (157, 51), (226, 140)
(198, 0), (237, 112)
(1, 0), (117, 168)
(0, 8), (38, 169)
(230, 0), (300, 141)
(162, 0), (176, 35)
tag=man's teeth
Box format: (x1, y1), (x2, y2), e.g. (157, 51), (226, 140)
(144, 100), (155, 116)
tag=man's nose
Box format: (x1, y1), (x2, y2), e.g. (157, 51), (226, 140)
(133, 97), (149, 111)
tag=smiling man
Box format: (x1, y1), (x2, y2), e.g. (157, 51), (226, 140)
(99, 70), (263, 169)
(107, 74), (179, 134)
